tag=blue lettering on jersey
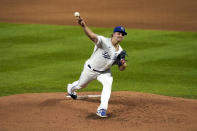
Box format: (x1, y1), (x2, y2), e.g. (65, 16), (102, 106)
(102, 51), (111, 59)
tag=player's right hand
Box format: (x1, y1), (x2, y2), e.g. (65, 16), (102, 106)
(78, 17), (85, 27)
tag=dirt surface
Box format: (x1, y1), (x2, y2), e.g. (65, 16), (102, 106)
(0, 92), (197, 131)
(0, 0), (197, 31)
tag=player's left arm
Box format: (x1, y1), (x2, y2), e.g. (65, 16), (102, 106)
(116, 50), (128, 71)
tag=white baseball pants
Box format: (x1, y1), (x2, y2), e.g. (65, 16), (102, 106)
(69, 61), (113, 110)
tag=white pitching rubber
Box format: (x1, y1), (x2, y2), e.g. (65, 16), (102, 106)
(66, 95), (101, 99)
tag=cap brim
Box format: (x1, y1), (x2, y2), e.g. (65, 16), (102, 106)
(120, 31), (127, 35)
(114, 31), (127, 36)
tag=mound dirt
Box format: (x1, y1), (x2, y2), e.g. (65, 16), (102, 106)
(0, 0), (197, 31)
(0, 91), (197, 131)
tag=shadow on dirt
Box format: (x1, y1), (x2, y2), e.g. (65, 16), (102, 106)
(86, 113), (114, 120)
(79, 97), (138, 107)
(78, 98), (100, 103)
(39, 98), (65, 106)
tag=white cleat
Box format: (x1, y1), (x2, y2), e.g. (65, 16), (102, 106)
(96, 109), (107, 118)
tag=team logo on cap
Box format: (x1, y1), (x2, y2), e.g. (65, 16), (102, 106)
(121, 27), (124, 31)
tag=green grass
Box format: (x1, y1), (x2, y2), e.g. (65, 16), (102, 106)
(0, 22), (197, 99)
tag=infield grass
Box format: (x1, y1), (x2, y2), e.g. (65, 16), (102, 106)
(0, 23), (197, 99)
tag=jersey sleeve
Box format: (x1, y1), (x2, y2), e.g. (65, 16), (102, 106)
(95, 35), (104, 48)
(119, 45), (123, 52)
(112, 45), (124, 66)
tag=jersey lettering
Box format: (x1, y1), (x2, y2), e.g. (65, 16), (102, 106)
(102, 51), (111, 59)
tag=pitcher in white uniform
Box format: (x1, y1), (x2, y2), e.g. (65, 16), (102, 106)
(67, 16), (127, 117)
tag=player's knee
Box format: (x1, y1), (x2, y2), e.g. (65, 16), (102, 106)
(104, 77), (113, 87)
(77, 83), (87, 89)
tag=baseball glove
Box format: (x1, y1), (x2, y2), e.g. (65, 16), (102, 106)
(116, 50), (128, 67)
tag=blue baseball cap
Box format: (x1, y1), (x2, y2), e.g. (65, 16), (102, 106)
(113, 26), (127, 35)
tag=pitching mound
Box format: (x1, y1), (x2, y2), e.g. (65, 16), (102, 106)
(0, 91), (197, 131)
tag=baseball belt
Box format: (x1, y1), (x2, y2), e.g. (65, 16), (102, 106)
(87, 64), (106, 73)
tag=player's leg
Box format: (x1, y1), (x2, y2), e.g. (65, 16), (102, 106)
(68, 68), (96, 91)
(96, 71), (113, 117)
(67, 63), (98, 99)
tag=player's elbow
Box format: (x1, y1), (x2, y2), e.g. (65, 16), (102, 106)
(89, 34), (98, 43)
(119, 63), (127, 71)
(119, 66), (126, 71)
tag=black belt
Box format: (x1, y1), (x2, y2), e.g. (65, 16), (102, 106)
(87, 64), (106, 73)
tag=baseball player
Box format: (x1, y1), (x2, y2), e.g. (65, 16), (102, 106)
(67, 15), (127, 117)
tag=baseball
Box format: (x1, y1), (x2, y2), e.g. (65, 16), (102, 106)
(74, 12), (80, 17)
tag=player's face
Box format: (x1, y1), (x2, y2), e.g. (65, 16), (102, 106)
(113, 32), (124, 42)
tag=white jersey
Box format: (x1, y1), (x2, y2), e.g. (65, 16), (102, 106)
(87, 35), (123, 71)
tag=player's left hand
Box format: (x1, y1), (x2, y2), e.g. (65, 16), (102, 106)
(116, 50), (128, 67)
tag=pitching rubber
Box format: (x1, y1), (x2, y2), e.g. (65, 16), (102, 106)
(66, 94), (101, 99)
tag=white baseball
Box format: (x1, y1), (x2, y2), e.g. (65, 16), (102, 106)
(74, 12), (80, 17)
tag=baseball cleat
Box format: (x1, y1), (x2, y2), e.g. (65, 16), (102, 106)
(68, 93), (77, 100)
(67, 84), (77, 100)
(96, 109), (107, 117)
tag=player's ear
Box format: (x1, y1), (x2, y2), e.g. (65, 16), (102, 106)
(111, 34), (113, 37)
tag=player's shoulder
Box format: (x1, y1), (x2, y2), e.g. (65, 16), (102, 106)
(96, 35), (110, 46)
(97, 35), (109, 41)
